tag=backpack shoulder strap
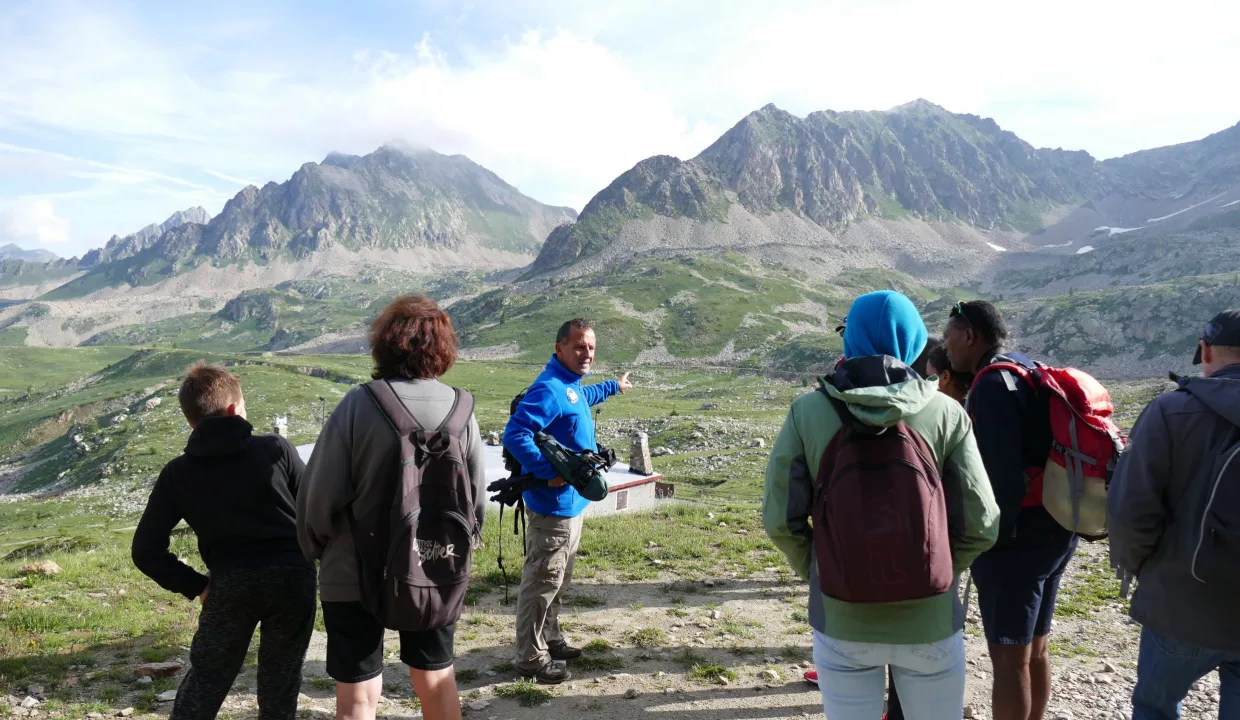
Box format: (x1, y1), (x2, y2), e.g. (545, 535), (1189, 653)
(363, 379), (424, 435)
(970, 359), (1034, 394)
(439, 389), (475, 439)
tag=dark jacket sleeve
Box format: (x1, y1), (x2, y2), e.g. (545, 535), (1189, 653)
(297, 407), (354, 561)
(1108, 399), (1173, 576)
(465, 413), (487, 532)
(273, 436), (306, 497)
(131, 468), (210, 600)
(969, 372), (1029, 542)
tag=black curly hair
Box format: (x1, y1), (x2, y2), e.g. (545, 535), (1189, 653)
(950, 300), (1008, 350)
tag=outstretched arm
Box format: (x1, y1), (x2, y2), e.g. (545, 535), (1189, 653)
(582, 372), (631, 406)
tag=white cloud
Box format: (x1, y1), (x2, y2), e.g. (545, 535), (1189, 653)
(2, 0), (1240, 253)
(0, 198), (72, 245)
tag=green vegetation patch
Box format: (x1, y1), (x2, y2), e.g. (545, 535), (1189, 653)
(495, 679), (554, 707)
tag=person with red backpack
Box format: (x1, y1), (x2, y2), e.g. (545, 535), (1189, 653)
(298, 295), (487, 720)
(1109, 310), (1240, 720)
(765, 290), (999, 720)
(944, 300), (1093, 720)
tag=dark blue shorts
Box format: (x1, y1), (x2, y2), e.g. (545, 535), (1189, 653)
(970, 506), (1078, 646)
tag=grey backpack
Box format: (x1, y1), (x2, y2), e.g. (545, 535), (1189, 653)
(349, 380), (478, 631)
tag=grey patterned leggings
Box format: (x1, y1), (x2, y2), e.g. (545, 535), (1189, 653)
(172, 565), (317, 720)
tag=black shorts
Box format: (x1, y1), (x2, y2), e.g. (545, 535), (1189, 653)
(970, 506), (1079, 646)
(321, 601), (455, 682)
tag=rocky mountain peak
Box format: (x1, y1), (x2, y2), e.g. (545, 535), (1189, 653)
(531, 99), (1118, 274)
(54, 145), (577, 297)
(888, 98), (948, 115)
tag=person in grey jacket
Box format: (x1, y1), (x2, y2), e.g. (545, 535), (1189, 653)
(1109, 309), (1240, 720)
(298, 294), (485, 720)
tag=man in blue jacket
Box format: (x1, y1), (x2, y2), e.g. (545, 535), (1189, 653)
(503, 318), (632, 683)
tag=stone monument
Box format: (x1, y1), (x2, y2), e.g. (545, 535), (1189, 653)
(629, 431), (654, 475)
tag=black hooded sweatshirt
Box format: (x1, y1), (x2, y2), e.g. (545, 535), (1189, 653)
(1109, 364), (1240, 652)
(131, 416), (311, 599)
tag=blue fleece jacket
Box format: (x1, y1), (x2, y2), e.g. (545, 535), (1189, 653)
(842, 290), (928, 366)
(502, 355), (620, 517)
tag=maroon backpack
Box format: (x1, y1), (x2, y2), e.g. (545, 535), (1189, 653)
(812, 382), (954, 603)
(349, 380), (479, 631)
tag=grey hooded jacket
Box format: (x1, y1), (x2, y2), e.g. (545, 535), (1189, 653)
(1108, 365), (1240, 652)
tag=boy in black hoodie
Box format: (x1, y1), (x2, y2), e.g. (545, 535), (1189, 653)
(132, 363), (316, 720)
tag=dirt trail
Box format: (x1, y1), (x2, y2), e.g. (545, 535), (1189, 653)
(173, 542), (1217, 720)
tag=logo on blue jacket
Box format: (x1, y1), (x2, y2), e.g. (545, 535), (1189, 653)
(566, 387), (579, 404)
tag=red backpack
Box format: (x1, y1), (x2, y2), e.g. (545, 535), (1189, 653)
(812, 382), (954, 603)
(970, 358), (1126, 541)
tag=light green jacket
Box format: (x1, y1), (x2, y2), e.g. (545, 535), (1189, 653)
(762, 377), (999, 644)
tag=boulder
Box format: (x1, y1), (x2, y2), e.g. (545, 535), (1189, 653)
(144, 397), (162, 411)
(134, 661), (185, 678)
(19, 561), (61, 577)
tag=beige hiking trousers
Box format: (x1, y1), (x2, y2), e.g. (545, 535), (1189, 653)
(514, 511), (584, 668)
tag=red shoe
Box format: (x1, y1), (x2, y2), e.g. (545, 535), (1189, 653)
(803, 669), (818, 686)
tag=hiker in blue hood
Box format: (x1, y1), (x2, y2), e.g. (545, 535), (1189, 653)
(502, 318), (633, 684)
(842, 290), (929, 365)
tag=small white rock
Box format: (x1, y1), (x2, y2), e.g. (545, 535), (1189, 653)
(137, 676), (154, 685)
(759, 669), (780, 682)
(709, 610), (723, 620)
(20, 697), (39, 709)
(156, 690), (178, 703)
(964, 704), (978, 719)
(624, 688), (639, 699)
(467, 699), (490, 711)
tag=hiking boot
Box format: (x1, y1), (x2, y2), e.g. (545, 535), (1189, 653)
(520, 660), (571, 685)
(548, 642), (583, 661)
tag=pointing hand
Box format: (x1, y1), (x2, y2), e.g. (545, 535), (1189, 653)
(618, 372), (633, 393)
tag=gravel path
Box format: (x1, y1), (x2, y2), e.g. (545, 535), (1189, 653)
(104, 542), (1222, 720)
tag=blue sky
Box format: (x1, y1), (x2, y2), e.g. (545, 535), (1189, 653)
(3, 0), (1239, 257)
